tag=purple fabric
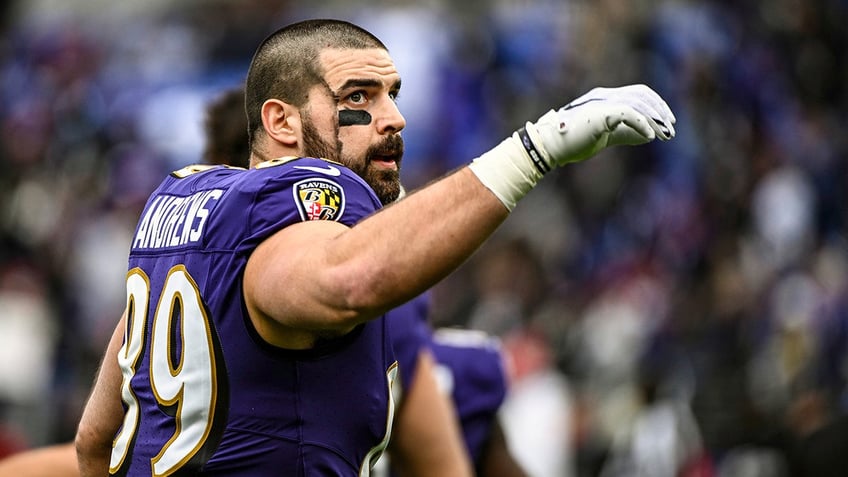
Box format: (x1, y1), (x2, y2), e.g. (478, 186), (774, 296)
(118, 159), (399, 476)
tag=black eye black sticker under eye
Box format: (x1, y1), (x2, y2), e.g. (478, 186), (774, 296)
(338, 109), (372, 126)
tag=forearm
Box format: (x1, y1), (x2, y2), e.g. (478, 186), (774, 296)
(315, 84), (672, 319)
(76, 315), (127, 477)
(331, 167), (508, 314)
(247, 85), (676, 331)
(248, 167), (508, 330)
(76, 429), (112, 477)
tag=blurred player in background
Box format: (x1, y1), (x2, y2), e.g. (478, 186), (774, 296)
(428, 329), (525, 477)
(202, 86), (251, 168)
(381, 293), (527, 477)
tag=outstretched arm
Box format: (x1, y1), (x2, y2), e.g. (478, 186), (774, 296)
(75, 312), (126, 477)
(245, 167), (507, 343)
(245, 85), (676, 337)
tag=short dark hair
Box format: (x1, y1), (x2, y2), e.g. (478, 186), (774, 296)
(203, 86), (249, 168)
(245, 19), (387, 150)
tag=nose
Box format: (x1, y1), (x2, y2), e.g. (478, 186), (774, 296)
(374, 98), (405, 135)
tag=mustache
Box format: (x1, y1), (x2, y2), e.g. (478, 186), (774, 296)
(366, 134), (404, 161)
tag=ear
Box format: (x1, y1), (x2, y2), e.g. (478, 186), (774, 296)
(260, 98), (300, 147)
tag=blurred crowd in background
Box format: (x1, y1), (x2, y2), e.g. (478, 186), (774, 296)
(0, 0), (846, 476)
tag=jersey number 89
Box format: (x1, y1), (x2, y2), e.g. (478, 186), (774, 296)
(110, 265), (223, 476)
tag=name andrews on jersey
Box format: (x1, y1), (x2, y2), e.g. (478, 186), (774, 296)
(132, 189), (223, 250)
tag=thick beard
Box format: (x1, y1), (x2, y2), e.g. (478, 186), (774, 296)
(355, 135), (404, 206)
(301, 114), (341, 163)
(301, 114), (403, 206)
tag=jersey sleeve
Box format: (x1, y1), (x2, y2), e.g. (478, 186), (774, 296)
(221, 157), (383, 252)
(386, 293), (433, 393)
(430, 328), (509, 465)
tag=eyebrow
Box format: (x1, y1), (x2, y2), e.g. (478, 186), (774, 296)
(334, 78), (402, 95)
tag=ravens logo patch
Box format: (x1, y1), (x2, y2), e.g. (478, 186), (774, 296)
(293, 178), (346, 221)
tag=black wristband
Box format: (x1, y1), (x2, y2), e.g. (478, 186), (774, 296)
(517, 127), (550, 176)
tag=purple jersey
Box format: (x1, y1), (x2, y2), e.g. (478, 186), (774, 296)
(385, 293), (432, 391)
(111, 158), (399, 476)
(385, 293), (509, 469)
(430, 328), (508, 467)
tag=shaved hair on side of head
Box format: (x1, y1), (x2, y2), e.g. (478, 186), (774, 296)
(245, 19), (387, 152)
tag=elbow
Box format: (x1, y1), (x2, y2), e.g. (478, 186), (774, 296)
(75, 420), (111, 473)
(331, 261), (399, 326)
(249, 248), (404, 333)
(74, 421), (95, 463)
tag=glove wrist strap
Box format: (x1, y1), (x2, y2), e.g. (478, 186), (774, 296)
(468, 131), (546, 211)
(517, 126), (551, 176)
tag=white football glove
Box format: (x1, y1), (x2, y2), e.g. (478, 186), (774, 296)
(469, 84), (676, 210)
(527, 84), (676, 169)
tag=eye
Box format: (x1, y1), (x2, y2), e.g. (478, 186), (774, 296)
(389, 90), (400, 102)
(347, 91), (367, 105)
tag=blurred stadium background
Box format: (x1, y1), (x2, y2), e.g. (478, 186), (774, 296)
(0, 0), (846, 475)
